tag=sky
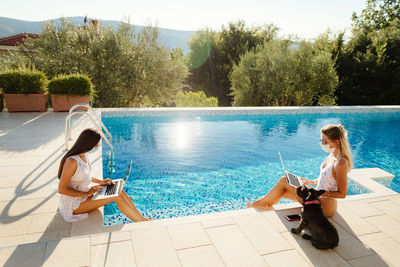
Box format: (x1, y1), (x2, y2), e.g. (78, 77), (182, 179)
(1, 0), (367, 39)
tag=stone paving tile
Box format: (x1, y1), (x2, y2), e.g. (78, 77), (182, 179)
(262, 249), (311, 267)
(268, 208), (304, 232)
(15, 183), (58, 201)
(0, 202), (5, 216)
(0, 165), (59, 178)
(281, 232), (351, 267)
(177, 245), (225, 267)
(0, 188), (20, 202)
(348, 254), (390, 267)
(370, 200), (400, 222)
(0, 215), (32, 238)
(206, 225), (267, 267)
(130, 226), (180, 267)
(0, 241), (46, 267)
(26, 212), (71, 235)
(331, 205), (379, 237)
(167, 222), (212, 250)
(0, 196), (59, 218)
(70, 209), (124, 237)
(0, 231), (71, 247)
(200, 216), (235, 228)
(130, 220), (164, 230)
(91, 240), (136, 267)
(159, 212), (225, 226)
(358, 232), (400, 267)
(233, 213), (293, 255)
(0, 157), (44, 167)
(43, 236), (90, 267)
(365, 215), (400, 243)
(0, 176), (28, 189)
(260, 210), (291, 233)
(91, 231), (131, 246)
(341, 200), (384, 218)
(331, 221), (375, 260)
(389, 194), (400, 205)
(364, 197), (390, 203)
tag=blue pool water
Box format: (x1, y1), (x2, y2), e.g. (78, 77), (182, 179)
(101, 111), (400, 225)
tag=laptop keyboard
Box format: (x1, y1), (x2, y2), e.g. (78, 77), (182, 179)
(105, 181), (119, 195)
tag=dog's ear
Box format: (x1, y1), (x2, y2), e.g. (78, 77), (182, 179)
(316, 189), (326, 198)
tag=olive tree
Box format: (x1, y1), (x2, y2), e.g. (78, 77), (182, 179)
(230, 40), (338, 106)
(9, 18), (188, 107)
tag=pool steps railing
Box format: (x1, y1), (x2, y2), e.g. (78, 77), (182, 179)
(65, 103), (115, 174)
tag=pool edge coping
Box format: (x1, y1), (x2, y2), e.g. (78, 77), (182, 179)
(97, 105), (400, 117)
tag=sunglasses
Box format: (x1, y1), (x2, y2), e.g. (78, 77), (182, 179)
(320, 139), (328, 145)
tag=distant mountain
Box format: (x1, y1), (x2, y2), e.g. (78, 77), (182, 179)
(0, 16), (195, 54)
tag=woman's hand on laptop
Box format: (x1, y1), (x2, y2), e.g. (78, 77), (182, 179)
(87, 186), (102, 196)
(300, 177), (317, 186)
(99, 178), (114, 186)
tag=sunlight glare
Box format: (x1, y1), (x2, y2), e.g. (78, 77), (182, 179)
(175, 123), (187, 148)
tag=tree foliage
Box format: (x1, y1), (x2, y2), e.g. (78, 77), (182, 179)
(188, 21), (277, 106)
(333, 0), (400, 104)
(175, 91), (218, 107)
(6, 18), (188, 107)
(335, 19), (400, 104)
(230, 40), (338, 106)
(352, 0), (400, 31)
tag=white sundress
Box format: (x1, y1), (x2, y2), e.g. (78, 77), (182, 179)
(58, 155), (93, 222)
(316, 155), (339, 192)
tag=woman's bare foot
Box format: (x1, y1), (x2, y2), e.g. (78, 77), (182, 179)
(251, 202), (273, 210)
(246, 201), (254, 208)
(247, 199), (273, 210)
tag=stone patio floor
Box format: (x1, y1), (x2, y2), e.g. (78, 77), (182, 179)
(0, 111), (400, 267)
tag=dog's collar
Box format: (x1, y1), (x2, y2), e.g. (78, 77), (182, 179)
(302, 200), (320, 206)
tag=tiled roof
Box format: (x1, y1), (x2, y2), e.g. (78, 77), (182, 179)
(0, 33), (39, 46)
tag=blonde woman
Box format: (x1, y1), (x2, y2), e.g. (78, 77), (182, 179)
(247, 124), (353, 217)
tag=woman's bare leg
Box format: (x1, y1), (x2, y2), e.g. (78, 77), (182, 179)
(120, 190), (150, 221)
(73, 193), (149, 222)
(246, 176), (301, 209)
(319, 197), (337, 217)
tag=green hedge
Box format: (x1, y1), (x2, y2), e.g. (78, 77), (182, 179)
(0, 70), (48, 94)
(48, 74), (94, 96)
(175, 91), (218, 107)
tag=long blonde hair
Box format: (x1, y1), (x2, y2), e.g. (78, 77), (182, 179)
(321, 124), (353, 171)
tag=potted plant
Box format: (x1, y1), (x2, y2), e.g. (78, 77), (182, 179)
(48, 74), (94, 112)
(0, 70), (48, 112)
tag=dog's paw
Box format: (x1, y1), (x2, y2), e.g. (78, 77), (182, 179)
(301, 233), (312, 240)
(291, 228), (298, 234)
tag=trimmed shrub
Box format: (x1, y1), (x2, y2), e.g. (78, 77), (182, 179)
(0, 70), (48, 94)
(48, 74), (94, 96)
(175, 91), (218, 107)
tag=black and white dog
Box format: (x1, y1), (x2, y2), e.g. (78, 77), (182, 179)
(291, 185), (339, 249)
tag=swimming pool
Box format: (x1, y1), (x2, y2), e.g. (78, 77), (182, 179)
(101, 108), (400, 225)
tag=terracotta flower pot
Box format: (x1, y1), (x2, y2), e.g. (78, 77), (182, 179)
(4, 94), (48, 112)
(51, 95), (89, 112)
(0, 93), (4, 112)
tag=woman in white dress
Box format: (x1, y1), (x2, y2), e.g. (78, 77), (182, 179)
(247, 124), (353, 217)
(58, 128), (149, 222)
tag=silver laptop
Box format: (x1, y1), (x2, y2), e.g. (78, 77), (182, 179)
(92, 160), (132, 200)
(278, 152), (302, 187)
